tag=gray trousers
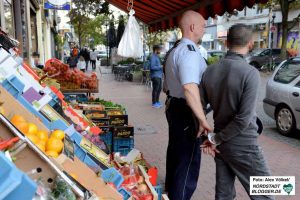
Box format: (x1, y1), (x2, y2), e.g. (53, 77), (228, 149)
(215, 143), (274, 200)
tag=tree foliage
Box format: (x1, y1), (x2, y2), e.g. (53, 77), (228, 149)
(71, 0), (109, 16)
(146, 31), (169, 51)
(68, 0), (110, 47)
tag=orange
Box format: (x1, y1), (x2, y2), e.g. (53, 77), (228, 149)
(27, 134), (40, 144)
(36, 130), (49, 142)
(27, 123), (38, 135)
(46, 138), (63, 153)
(39, 140), (47, 146)
(11, 115), (26, 124)
(46, 150), (59, 158)
(51, 130), (65, 140)
(14, 121), (29, 134)
(35, 141), (46, 152)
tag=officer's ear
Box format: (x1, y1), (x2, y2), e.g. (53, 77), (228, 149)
(190, 24), (194, 32)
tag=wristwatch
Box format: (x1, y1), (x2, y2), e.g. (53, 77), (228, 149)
(208, 132), (221, 145)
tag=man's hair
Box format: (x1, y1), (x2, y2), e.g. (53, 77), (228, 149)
(227, 24), (253, 48)
(153, 45), (161, 52)
(32, 52), (40, 57)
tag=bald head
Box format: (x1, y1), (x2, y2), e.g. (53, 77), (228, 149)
(179, 10), (206, 43)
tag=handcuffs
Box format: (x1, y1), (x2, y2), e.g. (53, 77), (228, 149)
(208, 132), (221, 146)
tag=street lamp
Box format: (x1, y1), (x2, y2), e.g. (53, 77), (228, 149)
(269, 13), (276, 71)
(105, 19), (109, 66)
(139, 22), (146, 62)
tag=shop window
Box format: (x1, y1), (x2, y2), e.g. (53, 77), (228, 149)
(3, 0), (14, 36)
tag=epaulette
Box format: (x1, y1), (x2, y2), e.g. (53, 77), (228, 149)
(187, 44), (195, 51)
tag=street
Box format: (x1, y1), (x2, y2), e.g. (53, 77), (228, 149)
(96, 66), (300, 200)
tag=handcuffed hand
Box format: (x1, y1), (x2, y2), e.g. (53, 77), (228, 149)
(200, 139), (220, 157)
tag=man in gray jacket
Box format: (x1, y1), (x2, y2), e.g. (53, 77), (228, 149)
(200, 24), (274, 200)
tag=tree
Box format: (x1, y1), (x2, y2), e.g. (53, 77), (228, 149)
(279, 0), (300, 58)
(85, 15), (110, 48)
(146, 31), (169, 52)
(68, 0), (110, 47)
(264, 0), (300, 58)
(116, 15), (125, 46)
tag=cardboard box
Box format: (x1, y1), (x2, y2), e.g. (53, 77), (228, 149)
(109, 115), (128, 126)
(0, 86), (85, 197)
(112, 126), (134, 138)
(138, 165), (158, 200)
(83, 110), (107, 119)
(58, 155), (123, 200)
(106, 109), (124, 115)
(92, 118), (110, 126)
(0, 86), (122, 199)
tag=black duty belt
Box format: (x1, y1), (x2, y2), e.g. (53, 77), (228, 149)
(167, 96), (186, 105)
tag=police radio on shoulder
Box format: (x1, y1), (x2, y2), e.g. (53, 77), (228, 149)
(208, 132), (221, 145)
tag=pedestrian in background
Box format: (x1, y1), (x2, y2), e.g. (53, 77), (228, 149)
(164, 10), (211, 200)
(31, 52), (43, 69)
(80, 47), (90, 71)
(150, 45), (163, 108)
(67, 53), (78, 70)
(78, 56), (86, 72)
(200, 24), (274, 200)
(90, 48), (97, 70)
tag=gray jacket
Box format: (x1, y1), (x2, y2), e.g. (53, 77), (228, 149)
(200, 52), (260, 145)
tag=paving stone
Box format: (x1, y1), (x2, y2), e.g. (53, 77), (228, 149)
(96, 70), (300, 199)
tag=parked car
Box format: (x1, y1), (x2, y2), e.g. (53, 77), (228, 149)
(206, 50), (226, 65)
(207, 50), (226, 58)
(97, 51), (107, 60)
(246, 48), (283, 69)
(263, 56), (300, 136)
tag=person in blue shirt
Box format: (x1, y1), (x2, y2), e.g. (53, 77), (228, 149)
(150, 45), (163, 108)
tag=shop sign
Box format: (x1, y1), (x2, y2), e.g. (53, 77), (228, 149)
(44, 0), (71, 10)
(271, 26), (276, 33)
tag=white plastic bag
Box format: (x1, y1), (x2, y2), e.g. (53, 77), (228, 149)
(117, 9), (143, 58)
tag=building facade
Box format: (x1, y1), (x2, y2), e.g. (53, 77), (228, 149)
(216, 5), (300, 55)
(216, 5), (270, 50)
(0, 0), (58, 64)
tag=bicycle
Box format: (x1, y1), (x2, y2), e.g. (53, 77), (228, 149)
(260, 62), (278, 72)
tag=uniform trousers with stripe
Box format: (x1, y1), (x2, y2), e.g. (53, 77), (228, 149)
(165, 97), (202, 200)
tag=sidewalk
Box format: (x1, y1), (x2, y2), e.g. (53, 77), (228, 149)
(96, 68), (299, 200)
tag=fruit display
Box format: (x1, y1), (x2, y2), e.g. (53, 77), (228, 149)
(119, 165), (153, 200)
(10, 114), (65, 158)
(91, 98), (125, 110)
(34, 68), (60, 89)
(0, 32), (167, 200)
(43, 58), (98, 90)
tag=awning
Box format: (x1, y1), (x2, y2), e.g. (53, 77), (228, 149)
(107, 0), (269, 32)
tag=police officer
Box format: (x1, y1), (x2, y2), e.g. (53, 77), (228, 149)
(164, 10), (212, 200)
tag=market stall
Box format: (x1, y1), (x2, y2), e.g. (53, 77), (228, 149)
(0, 0), (270, 199)
(107, 0), (269, 32)
(0, 31), (165, 200)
